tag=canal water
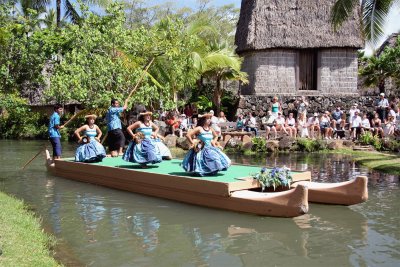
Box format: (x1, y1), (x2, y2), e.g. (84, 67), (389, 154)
(0, 140), (399, 267)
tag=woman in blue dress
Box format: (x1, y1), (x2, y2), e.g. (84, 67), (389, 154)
(123, 111), (162, 166)
(74, 114), (106, 163)
(154, 134), (172, 160)
(182, 113), (231, 176)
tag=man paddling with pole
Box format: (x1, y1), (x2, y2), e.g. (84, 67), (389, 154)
(106, 98), (128, 157)
(48, 104), (64, 160)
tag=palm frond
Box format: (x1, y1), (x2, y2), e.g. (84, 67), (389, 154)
(331, 0), (358, 31)
(64, 0), (80, 24)
(362, 0), (394, 45)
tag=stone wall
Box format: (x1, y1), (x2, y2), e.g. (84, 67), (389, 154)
(239, 48), (359, 96)
(237, 95), (378, 119)
(240, 49), (297, 95)
(320, 48), (358, 94)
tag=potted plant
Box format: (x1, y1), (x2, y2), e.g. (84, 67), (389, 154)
(252, 167), (293, 191)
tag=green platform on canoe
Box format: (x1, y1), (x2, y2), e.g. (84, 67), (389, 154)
(64, 157), (310, 183)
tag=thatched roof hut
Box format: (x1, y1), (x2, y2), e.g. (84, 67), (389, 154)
(236, 0), (363, 52)
(235, 0), (364, 96)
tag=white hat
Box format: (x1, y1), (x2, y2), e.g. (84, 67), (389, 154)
(180, 114), (186, 117)
(380, 93), (385, 96)
(209, 110), (214, 114)
(313, 112), (318, 116)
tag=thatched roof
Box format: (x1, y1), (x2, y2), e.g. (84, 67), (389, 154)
(235, 0), (364, 53)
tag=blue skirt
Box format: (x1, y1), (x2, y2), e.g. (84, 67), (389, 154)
(75, 140), (106, 163)
(123, 138), (162, 165)
(182, 145), (231, 176)
(154, 138), (172, 159)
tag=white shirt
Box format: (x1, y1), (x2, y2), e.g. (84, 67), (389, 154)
(307, 117), (319, 126)
(247, 117), (257, 127)
(361, 118), (371, 128)
(275, 117), (285, 126)
(351, 115), (362, 127)
(389, 109), (397, 120)
(286, 117), (296, 126)
(349, 108), (360, 121)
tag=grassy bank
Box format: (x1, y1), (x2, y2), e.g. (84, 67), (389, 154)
(0, 192), (61, 267)
(334, 149), (400, 175)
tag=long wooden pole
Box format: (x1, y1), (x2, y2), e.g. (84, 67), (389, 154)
(126, 57), (155, 101)
(21, 145), (45, 170)
(61, 109), (87, 127)
(101, 59), (155, 145)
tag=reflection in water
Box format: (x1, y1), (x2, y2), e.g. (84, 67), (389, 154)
(0, 140), (399, 267)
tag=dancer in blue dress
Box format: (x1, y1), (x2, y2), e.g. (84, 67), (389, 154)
(154, 134), (172, 160)
(123, 111), (162, 166)
(182, 113), (231, 176)
(74, 114), (106, 163)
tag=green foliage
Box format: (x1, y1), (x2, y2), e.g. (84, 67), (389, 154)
(360, 36), (400, 92)
(359, 132), (383, 150)
(195, 95), (213, 112)
(382, 139), (400, 152)
(253, 167), (293, 191)
(296, 138), (319, 152)
(0, 93), (47, 139)
(331, 0), (398, 45)
(251, 137), (267, 153)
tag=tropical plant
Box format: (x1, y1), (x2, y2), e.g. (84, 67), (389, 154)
(331, 0), (400, 45)
(251, 137), (267, 153)
(6, 0), (110, 27)
(359, 36), (400, 93)
(252, 167), (293, 191)
(196, 41), (248, 113)
(296, 138), (320, 152)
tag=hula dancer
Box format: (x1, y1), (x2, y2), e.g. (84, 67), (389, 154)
(48, 104), (64, 160)
(154, 134), (172, 160)
(74, 114), (106, 163)
(106, 98), (128, 157)
(123, 111), (162, 166)
(182, 113), (231, 176)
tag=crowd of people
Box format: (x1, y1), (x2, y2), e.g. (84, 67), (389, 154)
(251, 93), (400, 141)
(154, 94), (400, 142)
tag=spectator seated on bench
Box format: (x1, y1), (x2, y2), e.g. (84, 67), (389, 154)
(244, 112), (258, 137)
(236, 114), (245, 131)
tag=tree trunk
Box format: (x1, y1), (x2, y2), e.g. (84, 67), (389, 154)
(213, 77), (222, 114)
(378, 79), (385, 94)
(56, 0), (61, 28)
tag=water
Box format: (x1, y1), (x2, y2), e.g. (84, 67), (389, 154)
(0, 140), (399, 267)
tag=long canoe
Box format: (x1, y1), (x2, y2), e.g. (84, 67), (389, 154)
(291, 176), (368, 205)
(45, 150), (368, 216)
(45, 150), (309, 218)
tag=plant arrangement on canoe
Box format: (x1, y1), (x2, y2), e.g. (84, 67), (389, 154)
(253, 167), (293, 191)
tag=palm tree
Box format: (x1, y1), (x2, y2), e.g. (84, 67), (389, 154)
(331, 0), (400, 45)
(199, 42), (248, 113)
(10, 0), (109, 28)
(188, 20), (248, 113)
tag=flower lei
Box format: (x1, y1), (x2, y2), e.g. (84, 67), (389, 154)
(252, 167), (293, 191)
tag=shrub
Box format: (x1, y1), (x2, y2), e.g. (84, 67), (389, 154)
(251, 137), (267, 153)
(296, 138), (317, 152)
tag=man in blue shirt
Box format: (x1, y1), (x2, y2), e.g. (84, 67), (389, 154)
(48, 104), (64, 159)
(106, 98), (128, 157)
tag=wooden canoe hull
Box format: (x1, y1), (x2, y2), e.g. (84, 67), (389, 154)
(291, 176), (368, 205)
(45, 150), (308, 217)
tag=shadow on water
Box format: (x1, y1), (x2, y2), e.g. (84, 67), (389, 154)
(0, 140), (399, 267)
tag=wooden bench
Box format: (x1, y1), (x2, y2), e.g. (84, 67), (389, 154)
(218, 122), (237, 131)
(221, 131), (253, 142)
